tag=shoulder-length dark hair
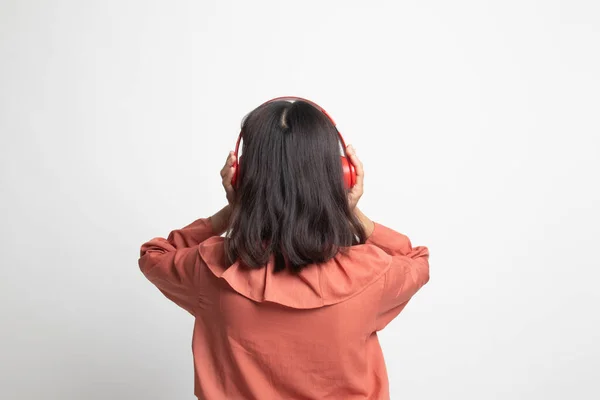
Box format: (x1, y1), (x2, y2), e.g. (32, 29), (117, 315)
(225, 100), (367, 272)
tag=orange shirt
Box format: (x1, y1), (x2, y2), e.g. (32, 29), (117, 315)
(139, 217), (429, 400)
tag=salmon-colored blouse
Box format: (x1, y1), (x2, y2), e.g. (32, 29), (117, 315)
(139, 217), (429, 400)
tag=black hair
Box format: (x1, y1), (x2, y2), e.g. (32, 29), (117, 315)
(225, 100), (367, 272)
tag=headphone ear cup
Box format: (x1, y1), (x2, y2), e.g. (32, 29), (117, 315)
(340, 156), (356, 189)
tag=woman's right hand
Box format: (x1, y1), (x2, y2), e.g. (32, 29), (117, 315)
(221, 151), (236, 206)
(346, 144), (364, 210)
(346, 145), (374, 237)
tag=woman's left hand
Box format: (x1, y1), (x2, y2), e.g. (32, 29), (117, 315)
(220, 151), (236, 205)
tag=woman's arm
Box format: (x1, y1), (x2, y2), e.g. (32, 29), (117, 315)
(345, 145), (429, 330)
(209, 204), (232, 236)
(354, 207), (375, 238)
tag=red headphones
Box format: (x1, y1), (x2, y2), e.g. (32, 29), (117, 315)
(231, 96), (356, 188)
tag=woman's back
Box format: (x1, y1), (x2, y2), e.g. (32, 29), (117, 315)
(140, 217), (429, 399)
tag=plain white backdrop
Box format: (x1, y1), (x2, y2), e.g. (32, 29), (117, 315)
(1, 1), (599, 399)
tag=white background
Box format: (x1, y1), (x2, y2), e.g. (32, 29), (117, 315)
(1, 1), (599, 399)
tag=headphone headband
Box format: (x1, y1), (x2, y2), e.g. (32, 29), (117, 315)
(233, 96), (355, 187)
(234, 96), (349, 156)
(261, 96), (336, 125)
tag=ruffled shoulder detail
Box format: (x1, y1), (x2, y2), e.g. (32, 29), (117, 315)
(197, 236), (393, 309)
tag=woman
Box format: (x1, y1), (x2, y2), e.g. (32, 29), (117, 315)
(138, 97), (430, 400)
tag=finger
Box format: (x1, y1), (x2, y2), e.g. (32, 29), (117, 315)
(223, 151), (236, 167)
(222, 165), (236, 188)
(221, 152), (236, 177)
(222, 164), (234, 179)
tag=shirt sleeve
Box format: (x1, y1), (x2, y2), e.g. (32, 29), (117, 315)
(138, 217), (215, 315)
(366, 222), (430, 331)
